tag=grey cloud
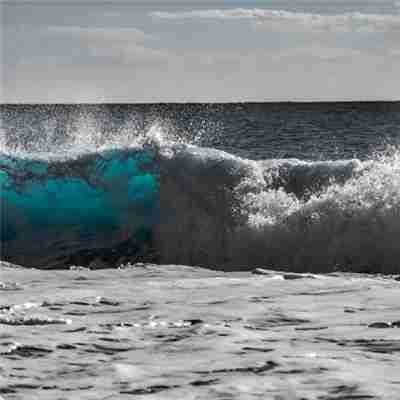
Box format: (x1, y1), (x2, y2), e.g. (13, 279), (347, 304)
(47, 26), (155, 43)
(4, 45), (400, 103)
(3, 3), (400, 102)
(150, 8), (400, 33)
(46, 26), (165, 64)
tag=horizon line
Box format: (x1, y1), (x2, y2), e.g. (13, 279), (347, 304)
(1, 100), (400, 106)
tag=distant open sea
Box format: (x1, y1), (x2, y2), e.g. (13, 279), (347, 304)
(1, 102), (400, 273)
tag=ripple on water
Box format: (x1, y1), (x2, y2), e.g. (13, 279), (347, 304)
(196, 360), (279, 376)
(0, 281), (22, 291)
(0, 314), (71, 325)
(315, 337), (400, 354)
(245, 314), (310, 330)
(120, 384), (180, 395)
(2, 343), (53, 358)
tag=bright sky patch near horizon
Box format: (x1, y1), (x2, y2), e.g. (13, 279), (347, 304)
(1, 0), (400, 103)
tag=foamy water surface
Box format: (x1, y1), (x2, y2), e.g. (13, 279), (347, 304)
(1, 262), (400, 399)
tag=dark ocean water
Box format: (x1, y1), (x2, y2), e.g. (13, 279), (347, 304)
(2, 102), (400, 160)
(1, 102), (400, 272)
(142, 102), (400, 161)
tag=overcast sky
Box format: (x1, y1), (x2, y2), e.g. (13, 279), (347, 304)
(2, 0), (400, 102)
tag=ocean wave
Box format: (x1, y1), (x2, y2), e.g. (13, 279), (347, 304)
(158, 140), (400, 273)
(1, 122), (400, 273)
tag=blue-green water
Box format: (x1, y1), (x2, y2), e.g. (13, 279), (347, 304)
(0, 149), (159, 267)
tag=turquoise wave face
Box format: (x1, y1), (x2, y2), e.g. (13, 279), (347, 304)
(0, 150), (159, 267)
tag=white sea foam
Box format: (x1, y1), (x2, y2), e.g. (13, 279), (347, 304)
(157, 131), (400, 273)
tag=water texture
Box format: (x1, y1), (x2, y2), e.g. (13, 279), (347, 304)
(1, 262), (400, 400)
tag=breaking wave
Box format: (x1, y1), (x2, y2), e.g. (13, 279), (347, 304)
(1, 111), (400, 273)
(158, 141), (400, 273)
